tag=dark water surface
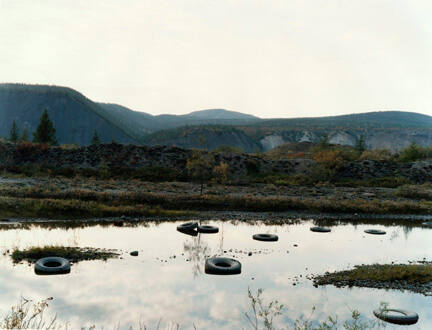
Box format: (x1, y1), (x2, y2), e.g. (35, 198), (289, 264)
(0, 220), (430, 329)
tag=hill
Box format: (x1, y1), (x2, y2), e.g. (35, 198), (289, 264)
(254, 111), (432, 129)
(0, 84), (137, 145)
(2, 83), (432, 152)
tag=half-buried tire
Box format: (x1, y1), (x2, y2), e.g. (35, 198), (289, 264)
(310, 226), (331, 233)
(364, 229), (386, 235)
(198, 225), (219, 233)
(253, 234), (278, 242)
(35, 257), (70, 275)
(373, 308), (418, 325)
(205, 257), (241, 275)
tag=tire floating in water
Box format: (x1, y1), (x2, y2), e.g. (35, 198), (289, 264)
(310, 226), (331, 233)
(252, 234), (278, 242)
(364, 229), (386, 235)
(373, 308), (418, 325)
(34, 257), (71, 275)
(205, 257), (241, 275)
(197, 225), (219, 234)
(177, 222), (198, 231)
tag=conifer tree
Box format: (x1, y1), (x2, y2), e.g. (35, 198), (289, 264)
(21, 127), (28, 142)
(355, 135), (366, 153)
(91, 130), (101, 145)
(33, 109), (58, 145)
(9, 120), (19, 143)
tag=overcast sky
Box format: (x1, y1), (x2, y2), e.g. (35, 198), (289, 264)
(0, 0), (431, 118)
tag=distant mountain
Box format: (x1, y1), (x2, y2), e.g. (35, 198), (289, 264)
(0, 84), (137, 145)
(254, 111), (432, 129)
(146, 111), (432, 152)
(143, 125), (262, 153)
(100, 104), (261, 140)
(2, 83), (432, 151)
(185, 109), (258, 120)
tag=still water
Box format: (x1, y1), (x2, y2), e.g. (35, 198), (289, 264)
(0, 220), (430, 329)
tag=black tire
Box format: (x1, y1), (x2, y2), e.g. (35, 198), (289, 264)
(176, 227), (198, 236)
(253, 234), (278, 242)
(205, 257), (241, 275)
(364, 229), (386, 235)
(177, 222), (198, 231)
(34, 257), (70, 275)
(198, 225), (219, 233)
(373, 308), (418, 325)
(310, 226), (331, 233)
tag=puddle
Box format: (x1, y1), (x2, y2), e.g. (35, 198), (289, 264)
(0, 220), (431, 328)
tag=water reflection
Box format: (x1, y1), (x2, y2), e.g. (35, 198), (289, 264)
(0, 220), (430, 328)
(183, 234), (210, 277)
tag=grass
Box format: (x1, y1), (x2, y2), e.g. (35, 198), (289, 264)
(2, 290), (384, 330)
(396, 184), (432, 199)
(11, 245), (120, 263)
(0, 196), (194, 219)
(0, 187), (430, 217)
(315, 263), (432, 284)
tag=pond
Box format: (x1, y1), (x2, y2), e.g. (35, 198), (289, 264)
(0, 219), (431, 329)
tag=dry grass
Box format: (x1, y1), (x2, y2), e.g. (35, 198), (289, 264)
(0, 196), (193, 219)
(12, 246), (119, 263)
(316, 264), (432, 284)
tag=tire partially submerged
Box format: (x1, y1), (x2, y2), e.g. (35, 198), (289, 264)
(310, 226), (331, 233)
(364, 229), (386, 235)
(373, 308), (418, 325)
(253, 234), (278, 242)
(177, 222), (198, 231)
(198, 225), (219, 234)
(35, 257), (70, 275)
(205, 257), (241, 275)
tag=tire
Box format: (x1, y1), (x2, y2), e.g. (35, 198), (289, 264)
(205, 257), (241, 275)
(252, 234), (278, 242)
(177, 222), (198, 231)
(373, 308), (418, 325)
(310, 226), (331, 233)
(176, 227), (198, 237)
(198, 225), (219, 233)
(422, 222), (432, 228)
(364, 229), (386, 235)
(34, 257), (70, 275)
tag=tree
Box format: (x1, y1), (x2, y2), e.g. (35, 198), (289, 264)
(355, 135), (366, 153)
(319, 133), (329, 149)
(21, 127), (28, 142)
(213, 161), (230, 184)
(186, 152), (213, 195)
(91, 130), (101, 145)
(9, 120), (19, 143)
(33, 109), (58, 145)
(399, 142), (424, 162)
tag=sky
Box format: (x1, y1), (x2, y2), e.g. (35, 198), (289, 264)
(0, 0), (431, 118)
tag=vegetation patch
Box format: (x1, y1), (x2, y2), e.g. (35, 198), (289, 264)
(314, 263), (432, 295)
(0, 196), (193, 219)
(12, 245), (119, 263)
(396, 184), (432, 199)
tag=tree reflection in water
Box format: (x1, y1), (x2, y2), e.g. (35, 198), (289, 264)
(183, 233), (211, 277)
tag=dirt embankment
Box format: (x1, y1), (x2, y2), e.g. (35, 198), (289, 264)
(1, 142), (432, 183)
